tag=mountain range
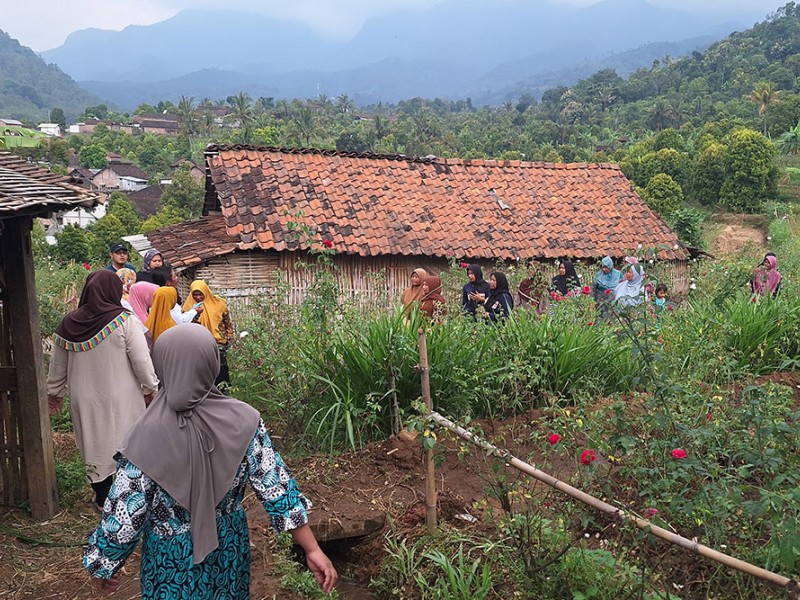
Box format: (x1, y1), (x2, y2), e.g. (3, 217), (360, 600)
(34, 0), (761, 109)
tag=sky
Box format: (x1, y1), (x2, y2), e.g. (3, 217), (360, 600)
(5, 0), (789, 52)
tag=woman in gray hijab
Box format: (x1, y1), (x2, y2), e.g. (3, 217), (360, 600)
(83, 324), (337, 598)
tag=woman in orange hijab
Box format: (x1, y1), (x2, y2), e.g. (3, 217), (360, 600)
(400, 268), (428, 316)
(182, 280), (234, 384)
(144, 286), (177, 343)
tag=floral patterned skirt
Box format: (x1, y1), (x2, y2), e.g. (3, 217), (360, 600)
(140, 508), (251, 599)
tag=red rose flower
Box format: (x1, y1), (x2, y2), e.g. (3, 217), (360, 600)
(752, 297), (757, 303)
(82, 262), (91, 270)
(322, 239), (333, 248)
(644, 507), (658, 518)
(544, 501), (551, 508)
(460, 262), (470, 269)
(604, 289), (612, 295)
(582, 286), (591, 295)
(667, 305), (673, 311)
(551, 291), (559, 299)
(579, 449), (597, 465)
(671, 448), (687, 460)
(586, 321), (594, 326)
(547, 433), (561, 446)
(705, 413), (713, 421)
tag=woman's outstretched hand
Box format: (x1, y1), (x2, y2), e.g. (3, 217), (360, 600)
(306, 548), (338, 594)
(94, 572), (121, 594)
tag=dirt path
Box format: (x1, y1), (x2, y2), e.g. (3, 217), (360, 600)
(712, 214), (767, 255)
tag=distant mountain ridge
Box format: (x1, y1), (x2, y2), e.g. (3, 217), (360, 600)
(0, 31), (102, 121)
(38, 0), (759, 108)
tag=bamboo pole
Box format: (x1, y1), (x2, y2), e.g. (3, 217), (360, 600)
(428, 411), (800, 599)
(417, 329), (437, 533)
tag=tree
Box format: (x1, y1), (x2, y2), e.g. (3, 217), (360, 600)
(719, 128), (779, 213)
(83, 104), (109, 120)
(750, 82), (781, 136)
(691, 141), (727, 205)
(159, 164), (204, 218)
(291, 107), (320, 147)
(54, 224), (94, 263)
(106, 192), (142, 234)
(141, 204), (185, 233)
(79, 144), (108, 169)
(641, 173), (683, 217)
(50, 107), (66, 131)
(227, 92), (254, 143)
(89, 214), (127, 262)
(776, 119), (800, 155)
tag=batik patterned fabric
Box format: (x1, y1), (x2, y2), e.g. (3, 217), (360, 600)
(83, 421), (310, 600)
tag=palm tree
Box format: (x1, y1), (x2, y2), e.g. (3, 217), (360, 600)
(227, 92), (255, 143)
(750, 82), (781, 136)
(176, 95), (198, 151)
(291, 107), (319, 147)
(776, 119), (800, 155)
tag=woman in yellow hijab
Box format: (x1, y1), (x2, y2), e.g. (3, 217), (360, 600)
(145, 287), (177, 343)
(182, 280), (234, 384)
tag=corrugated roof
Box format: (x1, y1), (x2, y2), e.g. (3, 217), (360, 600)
(0, 152), (103, 217)
(149, 145), (688, 265)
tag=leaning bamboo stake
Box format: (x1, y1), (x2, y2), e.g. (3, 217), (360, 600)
(428, 411), (800, 599)
(417, 329), (437, 533)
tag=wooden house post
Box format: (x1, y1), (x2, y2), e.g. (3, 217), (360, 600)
(0, 217), (58, 519)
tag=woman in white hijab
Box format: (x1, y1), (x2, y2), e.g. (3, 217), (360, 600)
(614, 259), (646, 308)
(83, 324), (337, 598)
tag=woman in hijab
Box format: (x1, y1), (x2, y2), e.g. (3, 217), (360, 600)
(420, 275), (447, 319)
(752, 254), (782, 297)
(476, 271), (514, 322)
(83, 325), (337, 598)
(518, 261), (549, 315)
(128, 281), (159, 324)
(136, 249), (164, 284)
(400, 268), (428, 316)
(46, 270), (158, 511)
(145, 286), (178, 343)
(593, 256), (622, 301)
(183, 280), (234, 384)
(613, 262), (646, 308)
(461, 264), (491, 317)
(550, 259), (581, 298)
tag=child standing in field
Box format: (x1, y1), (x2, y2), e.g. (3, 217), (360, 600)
(653, 283), (670, 327)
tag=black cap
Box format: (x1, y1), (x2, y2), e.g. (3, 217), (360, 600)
(109, 242), (128, 253)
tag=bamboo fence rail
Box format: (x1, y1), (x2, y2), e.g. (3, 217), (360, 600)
(427, 410), (800, 598)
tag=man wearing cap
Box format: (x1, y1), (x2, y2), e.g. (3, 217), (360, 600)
(105, 242), (136, 273)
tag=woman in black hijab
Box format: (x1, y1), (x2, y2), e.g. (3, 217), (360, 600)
(474, 271), (514, 322)
(550, 259), (581, 297)
(461, 264), (491, 317)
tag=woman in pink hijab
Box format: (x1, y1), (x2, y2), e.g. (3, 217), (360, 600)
(752, 254), (782, 297)
(128, 281), (159, 323)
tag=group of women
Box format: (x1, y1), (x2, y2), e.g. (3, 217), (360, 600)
(46, 256), (336, 598)
(400, 257), (652, 321)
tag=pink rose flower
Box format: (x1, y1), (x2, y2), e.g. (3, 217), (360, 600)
(671, 448), (687, 460)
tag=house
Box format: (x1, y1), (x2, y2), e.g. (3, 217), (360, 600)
(134, 113), (180, 135)
(37, 123), (61, 137)
(0, 118), (23, 127)
(127, 183), (168, 218)
(0, 151), (102, 518)
(92, 161), (150, 192)
(141, 144), (689, 306)
(170, 158), (205, 184)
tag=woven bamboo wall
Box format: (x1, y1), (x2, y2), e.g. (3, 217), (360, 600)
(0, 286), (27, 507)
(176, 250), (692, 313)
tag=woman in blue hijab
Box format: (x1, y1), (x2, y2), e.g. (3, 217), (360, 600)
(593, 256), (622, 302)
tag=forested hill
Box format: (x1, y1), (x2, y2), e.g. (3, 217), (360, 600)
(551, 2), (800, 137)
(0, 31), (102, 122)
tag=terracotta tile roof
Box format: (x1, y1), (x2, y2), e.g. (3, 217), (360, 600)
(0, 152), (103, 218)
(154, 144), (687, 264)
(103, 161), (150, 180)
(144, 214), (237, 268)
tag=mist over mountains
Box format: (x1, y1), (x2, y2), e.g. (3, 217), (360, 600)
(39, 0), (764, 109)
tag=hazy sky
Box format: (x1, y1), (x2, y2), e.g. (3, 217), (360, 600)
(7, 0), (788, 51)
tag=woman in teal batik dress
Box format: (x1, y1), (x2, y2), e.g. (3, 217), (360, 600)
(83, 324), (337, 598)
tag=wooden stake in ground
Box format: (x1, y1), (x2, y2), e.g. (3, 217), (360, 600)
(417, 329), (437, 533)
(428, 411), (800, 599)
